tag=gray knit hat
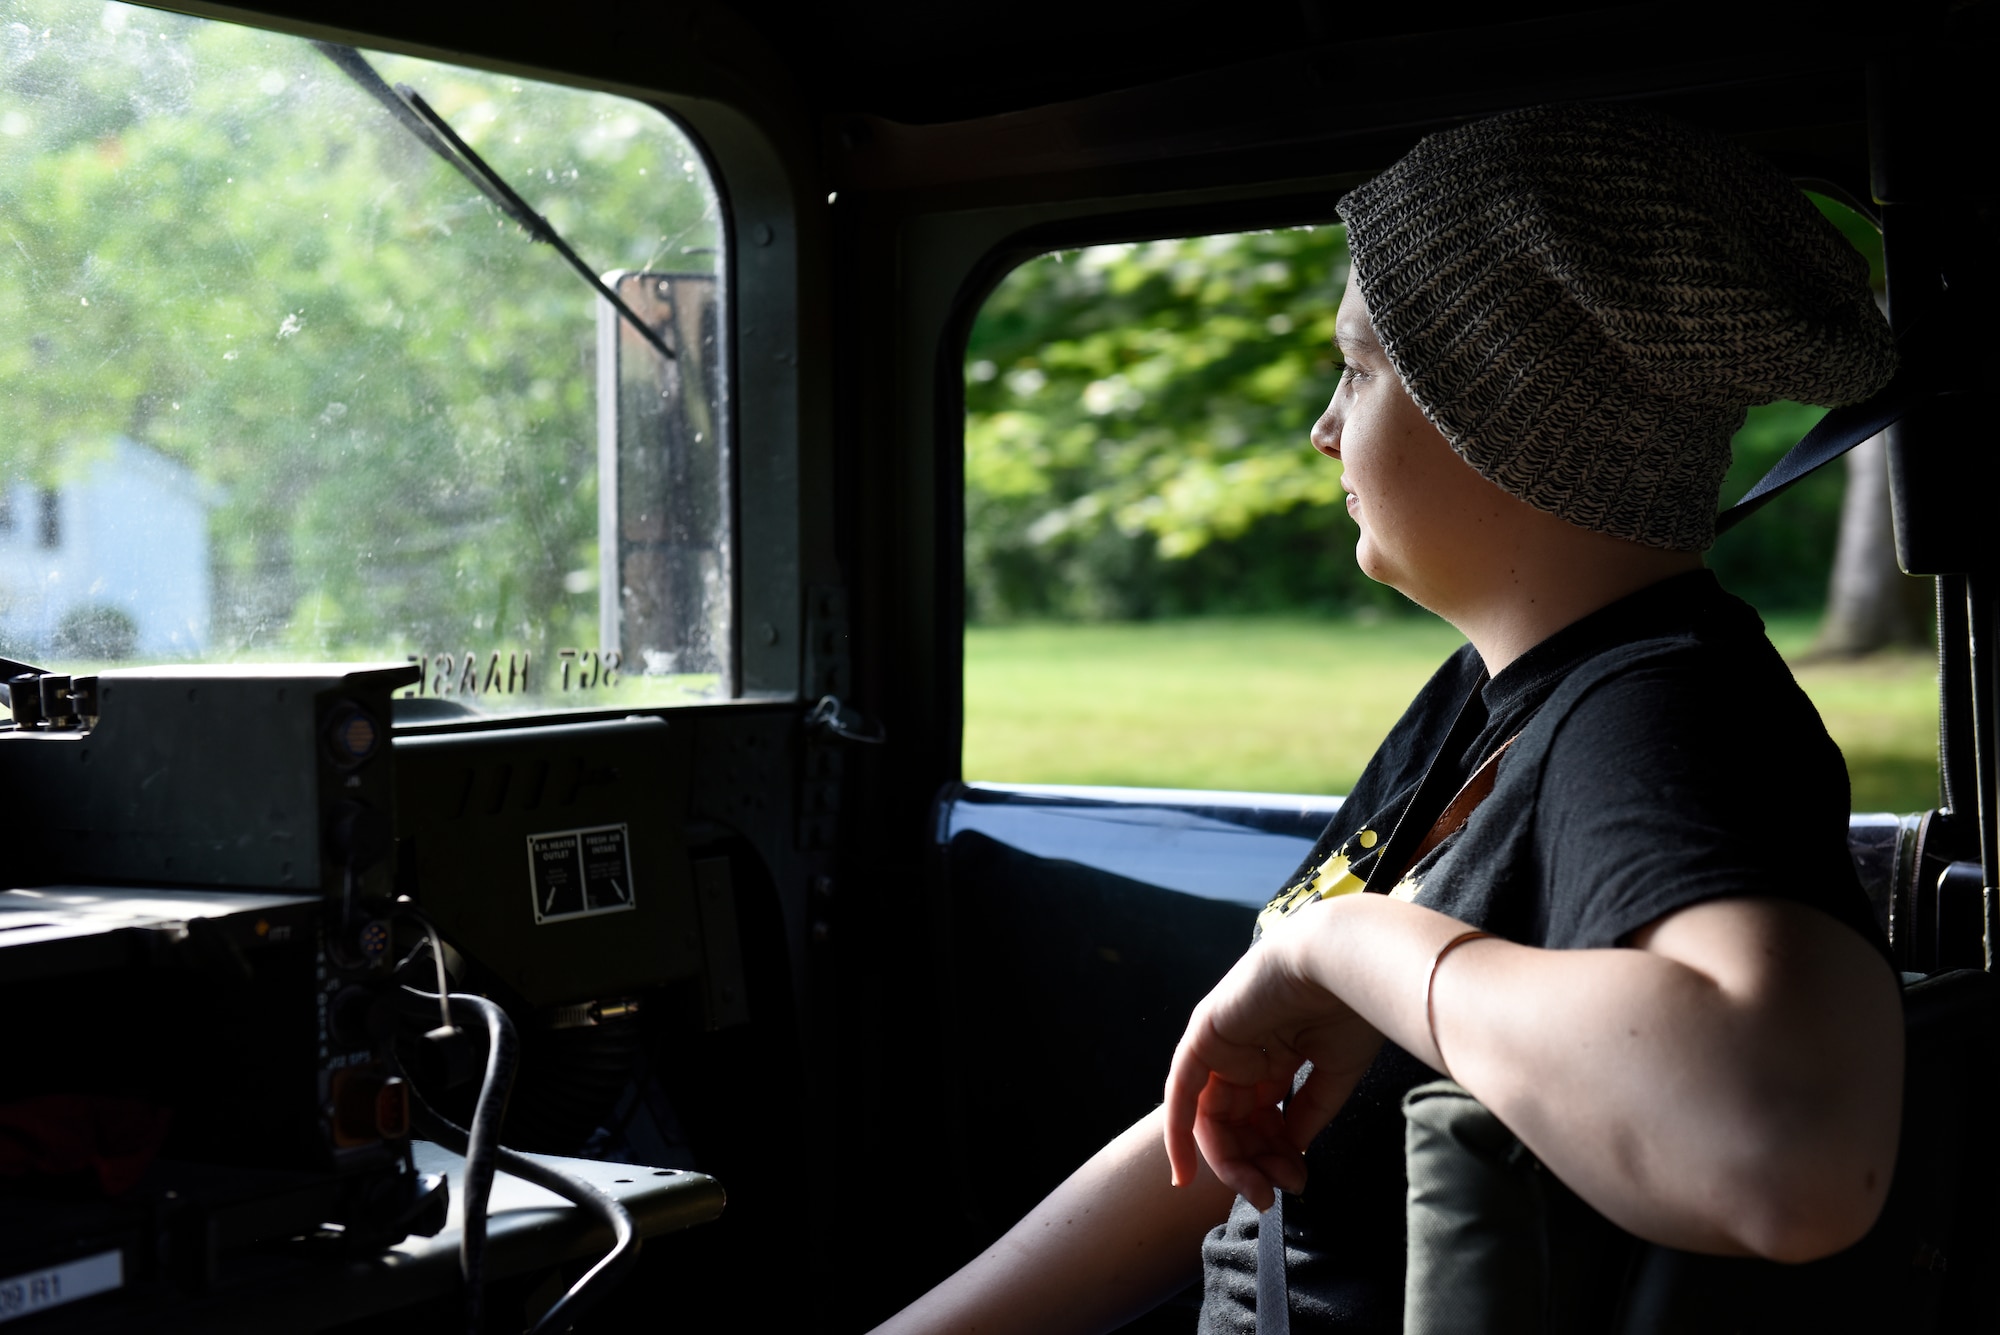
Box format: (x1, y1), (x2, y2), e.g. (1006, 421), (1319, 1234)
(1336, 103), (1896, 550)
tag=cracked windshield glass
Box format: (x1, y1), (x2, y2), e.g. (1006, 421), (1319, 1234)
(1, 0), (729, 715)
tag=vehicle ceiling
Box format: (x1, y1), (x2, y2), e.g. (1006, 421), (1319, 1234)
(717, 0), (1631, 125)
(194, 0), (1938, 202)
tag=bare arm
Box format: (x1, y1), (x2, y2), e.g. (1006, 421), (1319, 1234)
(1166, 892), (1902, 1263)
(871, 1106), (1236, 1335)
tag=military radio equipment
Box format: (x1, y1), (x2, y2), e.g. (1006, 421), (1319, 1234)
(0, 663), (444, 1307)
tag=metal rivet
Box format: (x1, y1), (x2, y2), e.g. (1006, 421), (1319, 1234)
(752, 222), (773, 247)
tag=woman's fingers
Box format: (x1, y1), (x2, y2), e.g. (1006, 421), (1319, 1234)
(1185, 1052), (1375, 1205)
(1187, 1074), (1305, 1208)
(1164, 1001), (1297, 1187)
(1167, 1012), (1307, 1193)
(1164, 923), (1378, 1199)
(1162, 1042), (1207, 1189)
(1283, 1035), (1382, 1152)
(1164, 1042), (1264, 1187)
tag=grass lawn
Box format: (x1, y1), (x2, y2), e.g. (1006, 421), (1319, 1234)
(963, 613), (1940, 813)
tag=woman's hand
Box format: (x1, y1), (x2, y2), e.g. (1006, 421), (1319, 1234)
(1167, 889), (1902, 1260)
(1162, 905), (1385, 1210)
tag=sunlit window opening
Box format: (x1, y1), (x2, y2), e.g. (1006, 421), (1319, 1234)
(1, 0), (729, 714)
(962, 215), (1936, 811)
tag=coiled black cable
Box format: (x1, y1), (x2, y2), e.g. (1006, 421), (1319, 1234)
(402, 985), (640, 1334)
(440, 991), (517, 1335)
(405, 1065), (640, 1334)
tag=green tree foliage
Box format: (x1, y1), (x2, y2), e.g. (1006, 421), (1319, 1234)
(965, 217), (1870, 622)
(1, 0), (719, 676)
(964, 229), (1386, 621)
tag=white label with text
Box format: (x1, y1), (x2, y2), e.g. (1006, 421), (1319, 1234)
(527, 824), (636, 923)
(0, 1251), (123, 1324)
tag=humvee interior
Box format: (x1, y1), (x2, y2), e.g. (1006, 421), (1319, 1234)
(1, 0), (1994, 1330)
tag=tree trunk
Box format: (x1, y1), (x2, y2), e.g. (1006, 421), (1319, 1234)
(1810, 424), (1932, 657)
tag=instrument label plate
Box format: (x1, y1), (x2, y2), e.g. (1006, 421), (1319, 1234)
(0, 1250), (122, 1325)
(527, 824), (636, 923)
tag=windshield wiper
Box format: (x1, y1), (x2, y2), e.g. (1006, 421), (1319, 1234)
(312, 42), (675, 363)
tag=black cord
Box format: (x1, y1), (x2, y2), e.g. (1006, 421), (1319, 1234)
(403, 990), (517, 1335)
(392, 907), (455, 1034)
(461, 992), (514, 1335)
(406, 1069), (641, 1335)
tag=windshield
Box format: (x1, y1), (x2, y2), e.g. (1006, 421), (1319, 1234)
(0, 0), (730, 714)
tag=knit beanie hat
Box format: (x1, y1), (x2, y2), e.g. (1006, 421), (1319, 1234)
(1335, 103), (1896, 551)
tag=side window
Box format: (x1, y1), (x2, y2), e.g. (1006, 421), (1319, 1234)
(0, 0), (729, 712)
(963, 217), (1934, 813)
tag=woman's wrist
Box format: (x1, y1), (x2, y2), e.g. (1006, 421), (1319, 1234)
(1266, 891), (1347, 994)
(1283, 891), (1494, 1070)
(1423, 929), (1494, 1076)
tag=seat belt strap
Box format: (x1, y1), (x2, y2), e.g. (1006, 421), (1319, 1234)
(1399, 734), (1520, 878)
(1713, 367), (1917, 536)
(1364, 684), (1491, 895)
(1256, 1188), (1291, 1335)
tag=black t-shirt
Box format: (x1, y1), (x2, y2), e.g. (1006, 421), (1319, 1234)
(1197, 571), (1887, 1334)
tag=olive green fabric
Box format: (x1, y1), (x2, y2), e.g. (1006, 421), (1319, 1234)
(1402, 1079), (1548, 1334)
(1400, 973), (2000, 1333)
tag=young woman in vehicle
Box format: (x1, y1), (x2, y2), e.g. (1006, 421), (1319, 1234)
(875, 103), (1903, 1334)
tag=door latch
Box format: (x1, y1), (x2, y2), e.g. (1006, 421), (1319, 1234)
(803, 694), (885, 745)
